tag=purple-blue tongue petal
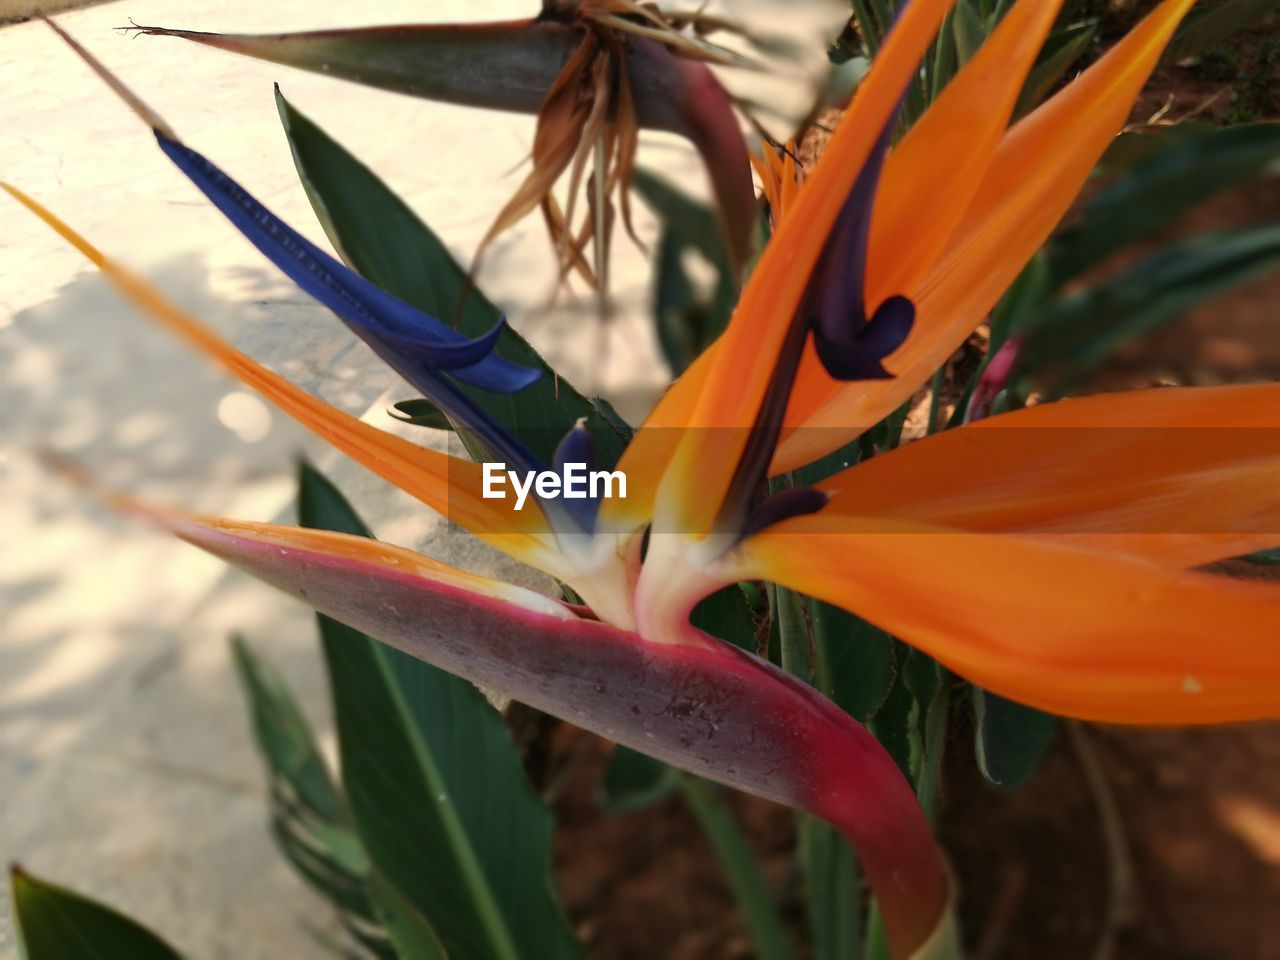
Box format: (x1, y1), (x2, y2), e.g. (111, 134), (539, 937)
(819, 294), (916, 381)
(798, 81), (918, 382)
(741, 486), (829, 540)
(377, 315), (510, 369)
(155, 132), (538, 394)
(154, 131), (588, 525)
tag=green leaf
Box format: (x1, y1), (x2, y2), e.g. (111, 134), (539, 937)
(1242, 547), (1280, 565)
(1051, 123), (1280, 282)
(1024, 223), (1280, 394)
(231, 634), (348, 832)
(632, 168), (731, 272)
(11, 867), (182, 960)
(1096, 120), (1220, 175)
(812, 602), (897, 722)
(388, 399), (454, 431)
(297, 460), (579, 960)
(869, 647), (949, 818)
(601, 745), (679, 813)
(928, 11), (958, 101)
(902, 652), (948, 820)
(1014, 20), (1097, 119)
(635, 168), (737, 376)
(366, 874), (449, 960)
(949, 0), (987, 68)
(851, 0), (889, 55)
(1169, 0), (1278, 60)
(972, 688), (1056, 789)
(679, 777), (795, 960)
(276, 88), (631, 467)
(773, 583), (816, 684)
(799, 816), (862, 960)
(860, 655), (952, 960)
(652, 230), (714, 376)
(232, 635), (397, 953)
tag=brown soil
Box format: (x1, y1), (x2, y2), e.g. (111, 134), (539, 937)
(549, 726), (802, 960)
(942, 721), (1280, 960)
(549, 711), (1280, 960)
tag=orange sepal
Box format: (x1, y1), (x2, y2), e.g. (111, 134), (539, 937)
(775, 0), (1198, 471)
(651, 0), (957, 535)
(735, 515), (1280, 725)
(2, 182), (556, 567)
(818, 384), (1280, 568)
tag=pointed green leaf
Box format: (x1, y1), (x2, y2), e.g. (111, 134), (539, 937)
(601, 746), (679, 813)
(972, 688), (1056, 788)
(1013, 20), (1097, 119)
(1024, 223), (1280, 394)
(276, 89), (631, 467)
(388, 399), (455, 432)
(231, 634), (347, 829)
(635, 167), (737, 375)
(799, 816), (862, 960)
(679, 777), (795, 960)
(297, 460), (579, 960)
(1096, 120), (1220, 174)
(1052, 122), (1280, 282)
(1169, 0), (1278, 60)
(11, 868), (181, 960)
(632, 168), (731, 272)
(233, 633), (392, 952)
(949, 0), (987, 67)
(869, 647), (949, 817)
(812, 602), (897, 722)
(653, 229), (710, 375)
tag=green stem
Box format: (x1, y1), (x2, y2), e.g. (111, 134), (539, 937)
(680, 776), (795, 960)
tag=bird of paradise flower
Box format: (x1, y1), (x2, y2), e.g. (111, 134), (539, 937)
(10, 1), (1280, 956)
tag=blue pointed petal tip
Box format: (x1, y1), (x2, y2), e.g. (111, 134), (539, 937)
(551, 418), (601, 529)
(553, 418), (596, 475)
(152, 131), (539, 395)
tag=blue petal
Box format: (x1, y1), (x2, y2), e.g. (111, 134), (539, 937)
(151, 132), (595, 530)
(551, 418), (600, 529)
(800, 113), (898, 382)
(378, 315), (510, 369)
(155, 132), (539, 394)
